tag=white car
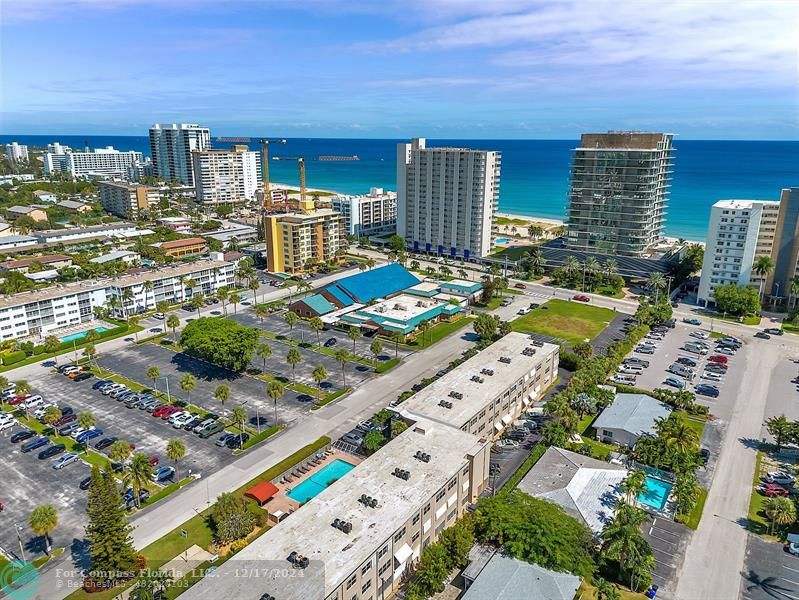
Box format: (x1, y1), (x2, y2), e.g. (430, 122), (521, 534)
(70, 426), (95, 439)
(52, 453), (80, 470)
(618, 365), (644, 375)
(172, 413), (195, 429)
(690, 331), (709, 340)
(608, 374), (637, 385)
(32, 404), (56, 419)
(702, 371), (723, 381)
(167, 411), (187, 424)
(717, 347), (736, 356)
(24, 396), (45, 409)
(765, 471), (796, 486)
(153, 312), (165, 320)
(647, 332), (665, 340)
(0, 419), (15, 431)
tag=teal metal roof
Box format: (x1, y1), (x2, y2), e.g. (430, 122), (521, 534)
(302, 294), (336, 316)
(441, 280), (482, 293)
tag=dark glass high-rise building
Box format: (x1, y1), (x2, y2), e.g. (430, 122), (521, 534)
(565, 131), (675, 257)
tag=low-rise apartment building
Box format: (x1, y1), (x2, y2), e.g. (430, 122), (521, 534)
(183, 417), (490, 600)
(331, 187), (398, 237)
(0, 260), (234, 341)
(0, 254), (73, 273)
(98, 181), (160, 219)
(7, 206), (48, 222)
(154, 237), (208, 258)
(400, 332), (559, 438)
(35, 223), (140, 245)
(264, 208), (343, 273)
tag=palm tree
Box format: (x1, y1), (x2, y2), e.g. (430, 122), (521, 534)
(146, 366), (160, 392)
(604, 258), (618, 283)
(128, 315), (140, 342)
(179, 374), (196, 404)
(765, 496), (797, 534)
(564, 255), (580, 277)
(15, 380), (31, 406)
(334, 349), (348, 386)
(439, 265), (452, 278)
(77, 411), (96, 451)
(790, 276), (799, 308)
(458, 268), (469, 281)
(309, 317), (324, 346)
(230, 406), (248, 449)
(256, 342), (272, 373)
(312, 365), (328, 402)
(266, 381), (285, 426)
(42, 406), (62, 428)
(0, 375), (7, 409)
(214, 384), (230, 413)
(647, 272), (667, 302)
(105, 294), (120, 318)
(229, 293), (240, 314)
(753, 255), (775, 300)
(370, 339), (383, 365)
(29, 504), (58, 555)
(418, 319), (431, 348)
(121, 289), (134, 319)
(254, 305), (268, 323)
(583, 257), (600, 291)
(142, 280), (154, 312)
(166, 439), (186, 482)
(620, 470), (647, 505)
(284, 311), (299, 340)
(129, 453), (154, 507)
(600, 502), (650, 585)
(249, 277), (260, 304)
(109, 439), (132, 465)
(43, 335), (61, 363)
(166, 313), (180, 339)
(217, 286), (230, 315)
(347, 326), (361, 352)
(365, 258), (375, 270)
(155, 300), (170, 315)
(190, 293), (204, 317)
(286, 348), (302, 382)
(657, 416), (699, 454)
(527, 247), (545, 275)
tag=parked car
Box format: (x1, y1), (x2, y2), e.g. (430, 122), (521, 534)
(10, 429), (35, 443)
(624, 357), (650, 368)
(52, 453), (80, 470)
(198, 421), (225, 439)
(225, 433), (250, 449)
(664, 376), (686, 389)
(38, 444), (66, 460)
(167, 410), (187, 424)
(608, 374), (637, 385)
(161, 406), (182, 420)
(699, 448), (710, 465)
(702, 371), (723, 381)
(695, 384), (720, 398)
(618, 365), (643, 375)
(92, 380), (111, 390)
(80, 476), (93, 490)
(21, 437), (49, 453)
(572, 294), (590, 302)
(689, 331), (709, 340)
(755, 331), (771, 339)
(668, 364), (694, 378)
(716, 347), (736, 356)
(73, 372), (93, 382)
(760, 483), (790, 497)
(151, 466), (175, 482)
(153, 312), (165, 320)
(95, 437), (118, 450)
(123, 488), (151, 508)
(172, 413), (195, 429)
(705, 364), (727, 375)
(500, 298), (513, 307)
(342, 431), (365, 446)
(58, 422), (81, 436)
(76, 428), (103, 444)
(635, 345), (655, 355)
(323, 338), (337, 347)
(683, 317), (702, 325)
(765, 328), (784, 336)
(682, 344), (708, 356)
(676, 357), (697, 367)
(55, 414), (77, 427)
(193, 418), (217, 434)
(216, 432), (237, 447)
(764, 471), (796, 486)
(708, 355), (728, 364)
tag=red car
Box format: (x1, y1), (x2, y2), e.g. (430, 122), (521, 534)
(8, 395), (30, 406)
(152, 405), (170, 418)
(55, 414), (77, 427)
(761, 483), (790, 497)
(708, 355), (728, 364)
(160, 406), (181, 420)
(573, 294), (590, 303)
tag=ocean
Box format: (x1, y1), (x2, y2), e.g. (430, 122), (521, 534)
(2, 135), (797, 242)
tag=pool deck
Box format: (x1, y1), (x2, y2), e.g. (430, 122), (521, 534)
(265, 449), (363, 516)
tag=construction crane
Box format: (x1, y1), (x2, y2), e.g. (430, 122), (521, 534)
(215, 137), (286, 212)
(272, 156), (313, 213)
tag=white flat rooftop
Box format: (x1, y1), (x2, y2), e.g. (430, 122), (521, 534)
(713, 199), (778, 209)
(183, 419), (486, 600)
(358, 293), (445, 322)
(400, 332), (558, 430)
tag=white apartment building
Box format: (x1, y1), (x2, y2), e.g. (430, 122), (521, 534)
(183, 417), (490, 600)
(0, 260), (235, 341)
(192, 145), (260, 204)
(397, 138), (499, 259)
(43, 146), (144, 179)
(5, 142), (29, 163)
(127, 158), (154, 181)
(149, 123), (211, 186)
(331, 187), (398, 237)
(46, 142), (71, 155)
(98, 180), (160, 219)
(400, 332), (559, 437)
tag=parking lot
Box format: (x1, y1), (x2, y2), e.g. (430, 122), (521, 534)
(742, 534), (799, 600)
(488, 419), (545, 492)
(644, 516), (692, 598)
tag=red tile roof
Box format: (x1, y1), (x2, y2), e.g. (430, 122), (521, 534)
(160, 237), (207, 250)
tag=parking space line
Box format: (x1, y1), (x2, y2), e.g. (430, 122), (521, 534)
(784, 564), (799, 574)
(649, 532), (679, 546)
(781, 577), (799, 587)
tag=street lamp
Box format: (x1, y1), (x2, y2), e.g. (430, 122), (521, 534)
(160, 376), (171, 404)
(16, 523), (26, 561)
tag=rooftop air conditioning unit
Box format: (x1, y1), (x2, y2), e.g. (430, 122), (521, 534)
(260, 594), (275, 600)
(499, 356), (511, 364)
(481, 368), (494, 376)
(341, 521), (352, 533)
(533, 340), (544, 347)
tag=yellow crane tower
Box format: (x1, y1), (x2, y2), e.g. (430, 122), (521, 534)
(272, 156), (314, 213)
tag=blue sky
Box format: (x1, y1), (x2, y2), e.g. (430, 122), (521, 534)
(1, 0), (797, 139)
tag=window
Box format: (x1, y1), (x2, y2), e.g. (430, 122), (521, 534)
(447, 478), (457, 490)
(412, 531), (420, 543)
(378, 545), (388, 559)
(435, 488), (446, 502)
(362, 580), (372, 594)
(603, 430), (613, 438)
(362, 561), (372, 576)
(346, 574), (357, 590)
(393, 527), (406, 543)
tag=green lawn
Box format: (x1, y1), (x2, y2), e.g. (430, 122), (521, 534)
(310, 387), (351, 410)
(677, 411), (707, 441)
(495, 216), (529, 226)
(677, 487), (708, 529)
(577, 414), (595, 435)
(489, 245), (538, 261)
(407, 316), (475, 348)
(699, 310), (761, 326)
(375, 357), (400, 374)
(510, 299), (616, 345)
(747, 451), (771, 536)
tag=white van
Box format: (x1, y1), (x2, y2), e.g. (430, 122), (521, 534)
(517, 307), (531, 316)
(618, 364), (643, 375)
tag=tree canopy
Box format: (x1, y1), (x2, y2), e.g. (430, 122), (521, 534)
(712, 283), (761, 316)
(180, 317), (259, 372)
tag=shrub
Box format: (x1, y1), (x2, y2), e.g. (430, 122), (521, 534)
(2, 350), (26, 365)
(559, 351), (581, 371)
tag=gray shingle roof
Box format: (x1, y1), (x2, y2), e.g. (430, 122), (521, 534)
(461, 554), (581, 600)
(592, 393), (672, 438)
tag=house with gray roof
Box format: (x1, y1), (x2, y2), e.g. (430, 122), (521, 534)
(461, 553), (581, 600)
(516, 446), (627, 535)
(592, 393), (672, 448)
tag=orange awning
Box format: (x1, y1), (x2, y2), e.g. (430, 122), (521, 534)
(244, 481), (279, 505)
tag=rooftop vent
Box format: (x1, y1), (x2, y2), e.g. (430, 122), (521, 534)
(393, 467), (411, 481)
(332, 518), (353, 534)
(414, 450), (431, 463)
(438, 400), (453, 409)
(470, 375), (484, 383)
(288, 551), (309, 569)
(498, 356), (511, 364)
(448, 391), (463, 399)
(522, 347), (537, 356)
(260, 594), (275, 600)
(359, 494), (378, 508)
(481, 368), (494, 376)
(532, 340), (544, 347)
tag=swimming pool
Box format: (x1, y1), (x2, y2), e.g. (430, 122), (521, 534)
(287, 459), (356, 504)
(638, 476), (673, 511)
(60, 327), (110, 343)
(495, 237), (511, 244)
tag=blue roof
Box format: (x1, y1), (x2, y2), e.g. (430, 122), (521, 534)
(330, 263), (419, 304)
(325, 285), (355, 307)
(302, 294), (336, 316)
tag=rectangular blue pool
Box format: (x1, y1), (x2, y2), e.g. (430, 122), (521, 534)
(60, 327), (109, 344)
(287, 459), (356, 504)
(494, 237), (511, 244)
(638, 476), (673, 511)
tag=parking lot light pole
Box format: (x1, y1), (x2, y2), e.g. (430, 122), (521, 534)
(161, 377), (171, 404)
(16, 523), (25, 561)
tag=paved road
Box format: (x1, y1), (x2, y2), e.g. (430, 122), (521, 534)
(675, 340), (798, 600)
